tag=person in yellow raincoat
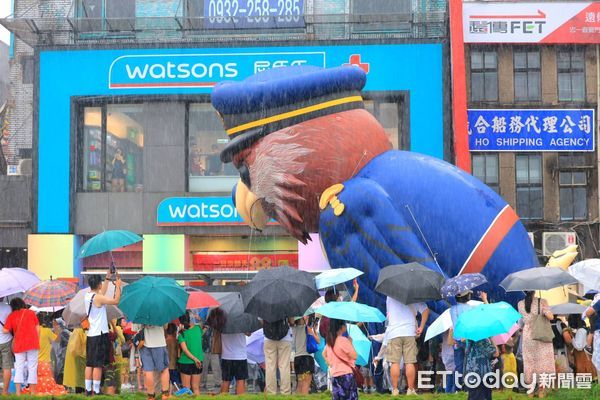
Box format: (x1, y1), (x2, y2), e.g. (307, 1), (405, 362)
(37, 316), (67, 395)
(63, 322), (88, 393)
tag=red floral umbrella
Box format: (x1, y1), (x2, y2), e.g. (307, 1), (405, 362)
(23, 279), (78, 308)
(186, 290), (220, 309)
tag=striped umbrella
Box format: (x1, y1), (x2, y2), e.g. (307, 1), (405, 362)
(24, 280), (78, 308)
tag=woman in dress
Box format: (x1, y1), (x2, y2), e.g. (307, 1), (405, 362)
(323, 318), (358, 400)
(36, 315), (66, 395)
(464, 338), (498, 400)
(518, 291), (555, 398)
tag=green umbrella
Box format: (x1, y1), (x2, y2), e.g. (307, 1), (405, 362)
(78, 230), (143, 259)
(119, 276), (189, 326)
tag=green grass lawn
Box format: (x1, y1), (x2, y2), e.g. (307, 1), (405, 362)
(3, 387), (599, 400)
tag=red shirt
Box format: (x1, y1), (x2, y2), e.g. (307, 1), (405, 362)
(4, 309), (39, 353)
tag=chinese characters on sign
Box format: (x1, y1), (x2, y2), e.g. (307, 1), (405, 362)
(468, 109), (595, 152)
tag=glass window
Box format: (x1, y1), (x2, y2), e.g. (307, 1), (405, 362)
(78, 0), (135, 32)
(81, 107), (103, 192)
(559, 157), (588, 221)
(21, 56), (34, 85)
(514, 49), (541, 102)
(470, 50), (498, 102)
(79, 104), (144, 192)
(363, 98), (406, 150)
(558, 48), (586, 102)
(472, 154), (499, 193)
(106, 104), (144, 192)
(188, 103), (238, 193)
(515, 154), (543, 219)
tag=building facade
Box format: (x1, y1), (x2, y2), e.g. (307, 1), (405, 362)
(463, 1), (600, 261)
(1, 0), (451, 280)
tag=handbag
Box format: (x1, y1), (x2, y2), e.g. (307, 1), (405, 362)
(531, 298), (554, 343)
(332, 343), (364, 388)
(306, 327), (319, 354)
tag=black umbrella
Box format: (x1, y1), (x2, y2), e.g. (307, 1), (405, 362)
(375, 263), (445, 304)
(210, 292), (261, 334)
(242, 267), (319, 322)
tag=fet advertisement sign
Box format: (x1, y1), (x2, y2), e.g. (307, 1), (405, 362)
(108, 52), (325, 89)
(464, 2), (600, 43)
(157, 197), (243, 225)
(468, 109), (595, 152)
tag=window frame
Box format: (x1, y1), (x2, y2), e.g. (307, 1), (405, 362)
(515, 154), (543, 220)
(558, 154), (589, 221)
(471, 153), (499, 193)
(513, 48), (541, 102)
(469, 48), (499, 102)
(557, 47), (586, 103)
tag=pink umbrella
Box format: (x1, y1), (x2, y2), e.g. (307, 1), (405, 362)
(492, 323), (520, 345)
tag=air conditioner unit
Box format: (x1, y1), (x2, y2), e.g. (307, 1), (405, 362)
(527, 232), (535, 246)
(542, 232), (577, 256)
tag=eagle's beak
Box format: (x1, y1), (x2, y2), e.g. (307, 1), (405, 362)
(234, 180), (269, 230)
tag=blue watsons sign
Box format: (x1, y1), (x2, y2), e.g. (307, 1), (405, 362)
(468, 109), (595, 152)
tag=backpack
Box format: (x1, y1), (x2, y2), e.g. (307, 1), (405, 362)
(572, 327), (588, 351)
(263, 319), (289, 341)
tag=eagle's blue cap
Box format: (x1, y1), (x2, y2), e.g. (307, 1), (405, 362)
(211, 66), (367, 162)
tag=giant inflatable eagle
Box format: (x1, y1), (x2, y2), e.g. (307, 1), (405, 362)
(211, 66), (537, 310)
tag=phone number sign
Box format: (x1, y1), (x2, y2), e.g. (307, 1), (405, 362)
(468, 109), (595, 152)
(204, 0), (304, 29)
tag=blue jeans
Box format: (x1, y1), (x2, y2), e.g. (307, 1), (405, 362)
(454, 345), (466, 390)
(445, 370), (457, 393)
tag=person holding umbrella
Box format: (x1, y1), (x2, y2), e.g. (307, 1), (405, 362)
(84, 273), (122, 396)
(583, 298), (600, 374)
(0, 298), (14, 395)
(518, 292), (555, 398)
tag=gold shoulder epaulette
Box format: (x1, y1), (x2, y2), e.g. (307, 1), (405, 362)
(319, 183), (345, 217)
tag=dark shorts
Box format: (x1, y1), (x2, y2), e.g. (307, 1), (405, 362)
(178, 362), (202, 376)
(140, 346), (169, 372)
(221, 359), (248, 381)
(294, 355), (315, 376)
(86, 333), (109, 368)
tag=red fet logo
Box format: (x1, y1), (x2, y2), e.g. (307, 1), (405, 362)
(343, 54), (370, 74)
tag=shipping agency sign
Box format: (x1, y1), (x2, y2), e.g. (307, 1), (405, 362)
(464, 2), (600, 43)
(468, 109), (595, 152)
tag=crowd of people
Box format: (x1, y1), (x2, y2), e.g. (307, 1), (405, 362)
(0, 268), (598, 400)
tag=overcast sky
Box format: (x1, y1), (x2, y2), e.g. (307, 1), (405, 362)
(0, 2), (11, 45)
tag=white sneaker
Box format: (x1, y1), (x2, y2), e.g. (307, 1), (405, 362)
(392, 389), (400, 396)
(407, 389), (418, 395)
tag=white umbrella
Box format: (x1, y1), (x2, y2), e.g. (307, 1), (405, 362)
(0, 268), (41, 298)
(424, 300), (482, 342)
(62, 281), (125, 328)
(315, 268), (363, 290)
(246, 329), (265, 364)
(31, 305), (66, 313)
(569, 259), (600, 292)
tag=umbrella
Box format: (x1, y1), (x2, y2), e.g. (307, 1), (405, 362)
(0, 268), (41, 298)
(441, 273), (487, 299)
(551, 302), (589, 315)
(316, 301), (385, 323)
(119, 276), (188, 326)
(347, 324), (371, 367)
(424, 300), (482, 342)
(569, 260), (600, 291)
(242, 267), (319, 322)
(315, 268), (363, 290)
(491, 323), (520, 346)
(454, 302), (522, 342)
(210, 292), (261, 334)
(31, 305), (65, 313)
(375, 263), (445, 304)
(62, 281), (126, 328)
(247, 329), (265, 364)
(500, 267), (578, 292)
(23, 280), (78, 308)
(78, 230), (143, 259)
(186, 291), (220, 309)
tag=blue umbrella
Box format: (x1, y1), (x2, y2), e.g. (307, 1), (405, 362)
(315, 301), (385, 323)
(347, 324), (371, 367)
(441, 273), (487, 299)
(454, 301), (522, 341)
(315, 268), (363, 290)
(78, 230), (143, 259)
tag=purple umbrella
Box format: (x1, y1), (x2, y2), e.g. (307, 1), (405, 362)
(0, 268), (41, 298)
(441, 273), (487, 299)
